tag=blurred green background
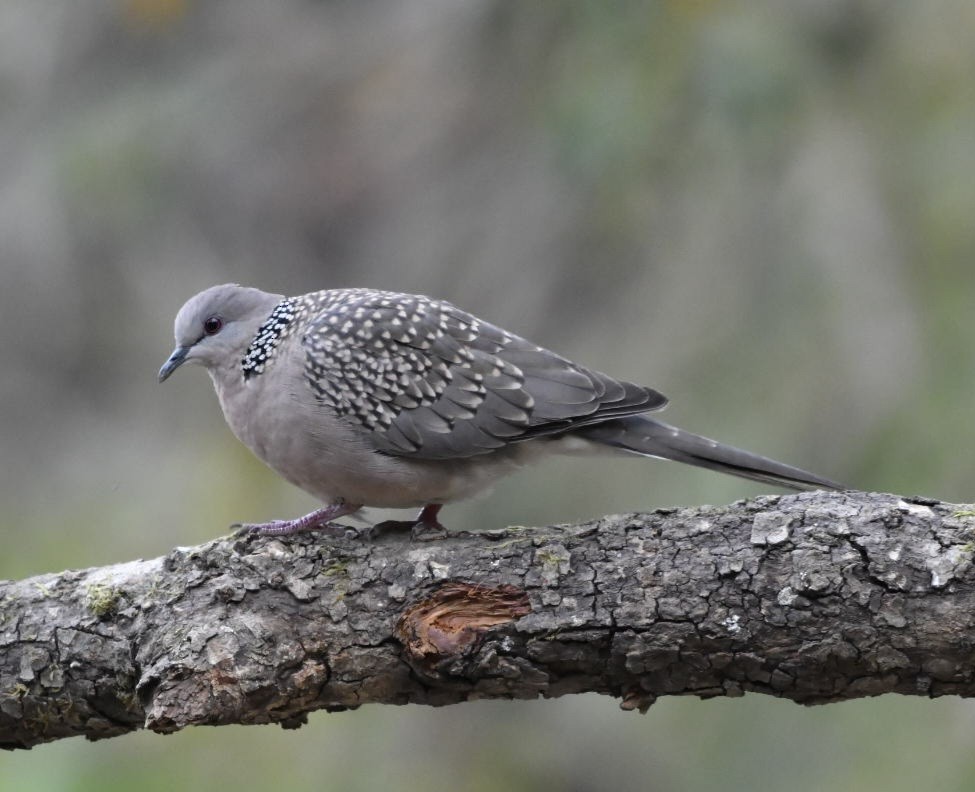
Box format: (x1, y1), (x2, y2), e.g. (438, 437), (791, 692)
(3, 0), (975, 789)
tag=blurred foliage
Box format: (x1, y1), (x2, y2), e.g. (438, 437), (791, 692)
(2, 0), (975, 789)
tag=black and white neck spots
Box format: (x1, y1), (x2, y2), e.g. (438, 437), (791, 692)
(241, 297), (299, 379)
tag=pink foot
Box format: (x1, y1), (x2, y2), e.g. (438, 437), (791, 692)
(233, 501), (362, 536)
(373, 504), (448, 541)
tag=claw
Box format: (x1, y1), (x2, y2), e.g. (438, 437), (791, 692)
(233, 501), (362, 536)
(373, 504), (448, 541)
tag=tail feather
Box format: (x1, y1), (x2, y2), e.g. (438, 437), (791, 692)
(579, 416), (843, 491)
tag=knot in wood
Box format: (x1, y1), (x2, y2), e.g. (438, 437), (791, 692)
(394, 582), (531, 676)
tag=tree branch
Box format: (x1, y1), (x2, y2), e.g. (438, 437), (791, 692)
(2, 490), (973, 750)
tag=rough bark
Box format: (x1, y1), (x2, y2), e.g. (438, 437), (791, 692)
(2, 490), (974, 750)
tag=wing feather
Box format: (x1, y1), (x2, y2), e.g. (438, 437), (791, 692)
(299, 289), (667, 458)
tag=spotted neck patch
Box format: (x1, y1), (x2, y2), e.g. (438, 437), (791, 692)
(241, 297), (299, 379)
